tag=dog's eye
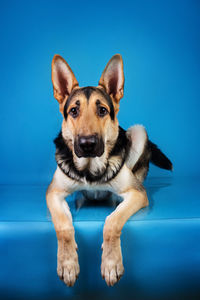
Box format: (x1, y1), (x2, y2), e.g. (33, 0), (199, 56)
(98, 106), (108, 117)
(69, 107), (79, 118)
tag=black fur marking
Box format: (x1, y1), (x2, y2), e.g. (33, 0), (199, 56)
(82, 86), (96, 100)
(63, 89), (79, 119)
(82, 86), (115, 120)
(54, 131), (74, 170)
(148, 141), (173, 170)
(132, 140), (150, 180)
(96, 99), (100, 105)
(110, 126), (130, 156)
(96, 87), (115, 120)
(54, 126), (129, 183)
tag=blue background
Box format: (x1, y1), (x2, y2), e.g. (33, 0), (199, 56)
(0, 0), (200, 184)
(1, 2), (200, 299)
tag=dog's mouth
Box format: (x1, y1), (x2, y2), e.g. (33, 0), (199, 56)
(74, 135), (104, 158)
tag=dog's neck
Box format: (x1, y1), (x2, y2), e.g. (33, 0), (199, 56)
(54, 127), (129, 183)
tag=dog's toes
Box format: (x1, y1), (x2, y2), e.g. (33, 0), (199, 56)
(104, 265), (124, 286)
(109, 268), (118, 286)
(57, 254), (80, 287)
(105, 268), (111, 286)
(58, 263), (80, 287)
(63, 267), (76, 287)
(101, 241), (124, 286)
(102, 263), (124, 286)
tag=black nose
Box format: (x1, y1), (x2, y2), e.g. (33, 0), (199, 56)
(78, 135), (97, 154)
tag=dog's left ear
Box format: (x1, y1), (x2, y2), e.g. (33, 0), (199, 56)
(99, 54), (124, 103)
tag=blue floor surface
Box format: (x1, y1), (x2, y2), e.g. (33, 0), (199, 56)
(0, 176), (200, 300)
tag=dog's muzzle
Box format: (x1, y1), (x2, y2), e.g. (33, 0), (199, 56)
(74, 134), (104, 158)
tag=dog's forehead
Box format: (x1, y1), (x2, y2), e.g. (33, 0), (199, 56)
(66, 86), (112, 105)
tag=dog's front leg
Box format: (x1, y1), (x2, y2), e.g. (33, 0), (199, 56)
(101, 188), (148, 286)
(46, 181), (79, 287)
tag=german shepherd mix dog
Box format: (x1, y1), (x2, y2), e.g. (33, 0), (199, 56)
(46, 54), (172, 287)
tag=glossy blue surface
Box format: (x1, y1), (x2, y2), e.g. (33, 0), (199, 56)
(1, 220), (200, 300)
(0, 177), (200, 222)
(0, 178), (200, 299)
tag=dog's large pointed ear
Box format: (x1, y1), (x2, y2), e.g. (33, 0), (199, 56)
(99, 54), (124, 103)
(51, 55), (79, 103)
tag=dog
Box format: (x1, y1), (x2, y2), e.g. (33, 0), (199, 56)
(46, 54), (172, 287)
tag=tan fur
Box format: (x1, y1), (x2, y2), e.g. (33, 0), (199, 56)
(46, 182), (80, 286)
(47, 54), (149, 287)
(101, 188), (148, 286)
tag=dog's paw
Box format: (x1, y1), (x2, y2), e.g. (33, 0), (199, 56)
(57, 243), (80, 287)
(101, 242), (124, 286)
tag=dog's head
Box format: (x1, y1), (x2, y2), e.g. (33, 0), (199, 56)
(51, 54), (124, 175)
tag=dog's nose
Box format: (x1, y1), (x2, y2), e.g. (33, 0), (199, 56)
(78, 135), (97, 153)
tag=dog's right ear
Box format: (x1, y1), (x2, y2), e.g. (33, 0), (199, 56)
(51, 55), (79, 104)
(99, 54), (124, 103)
